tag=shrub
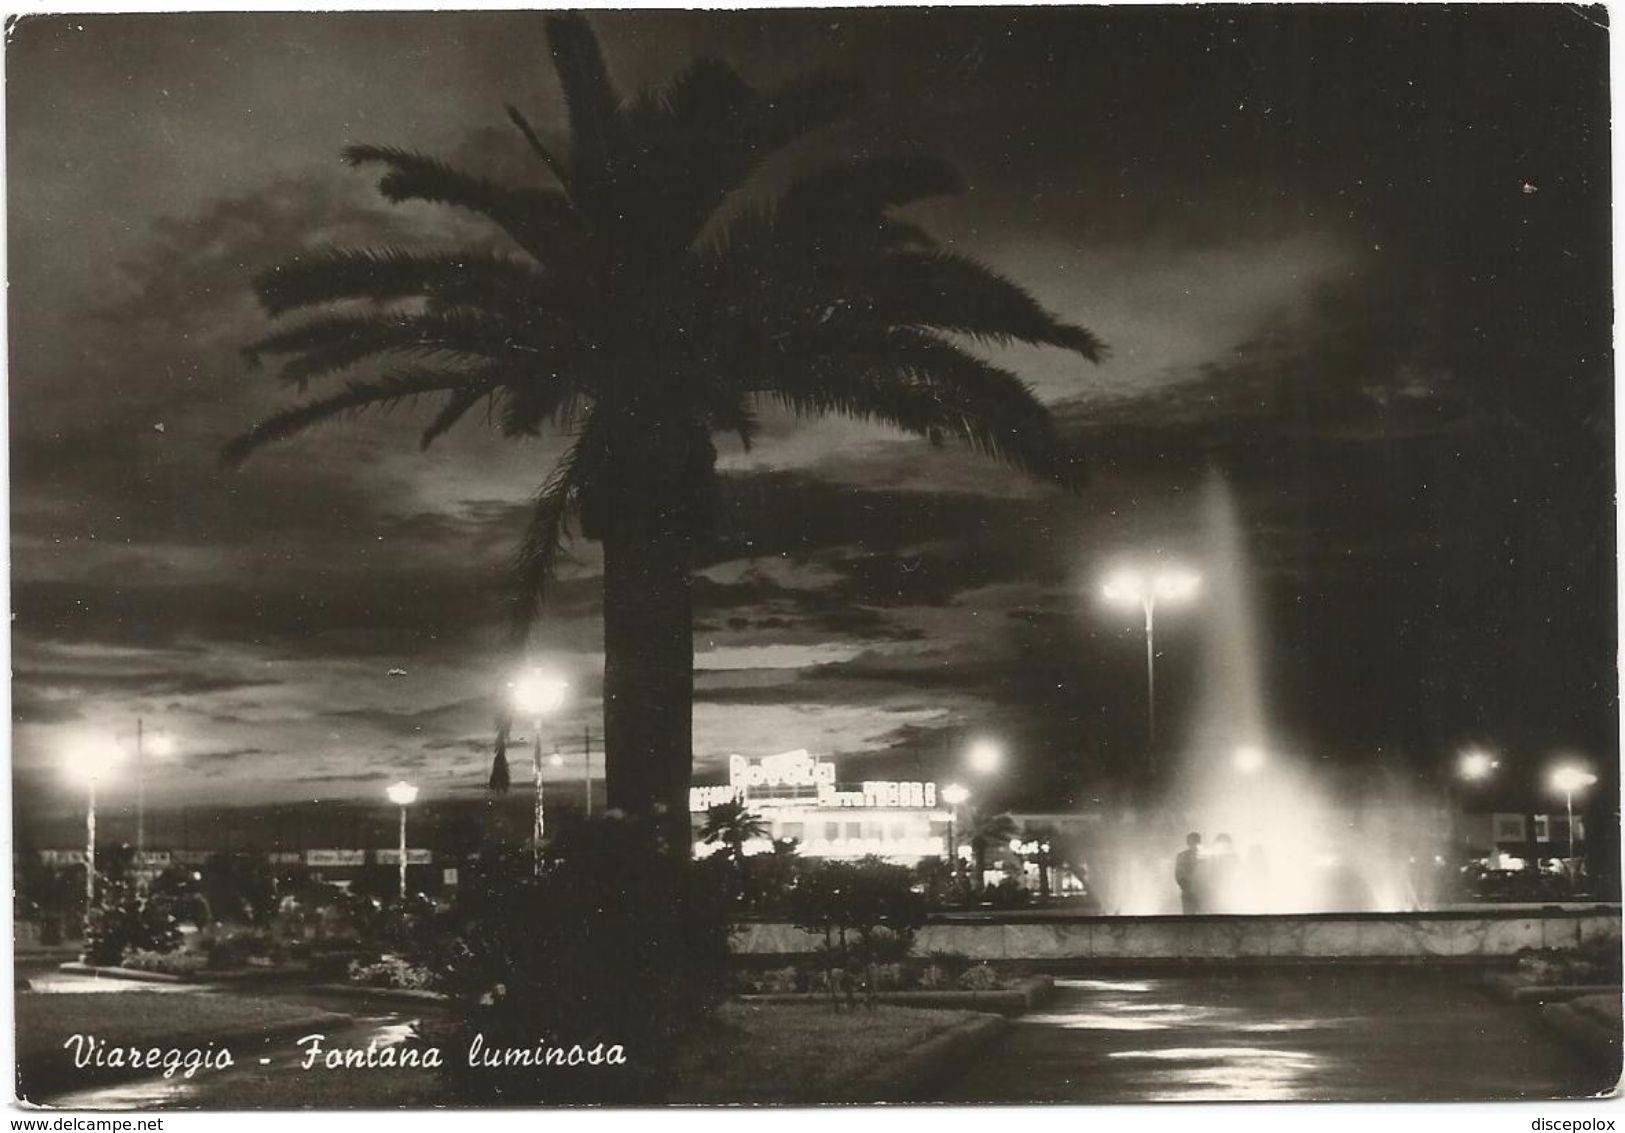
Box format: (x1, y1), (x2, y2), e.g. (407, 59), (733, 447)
(197, 925), (283, 970)
(869, 962), (906, 991)
(1516, 933), (1623, 986)
(122, 948), (208, 977)
(924, 949), (972, 982)
(916, 964), (950, 991)
(957, 962), (1003, 991)
(82, 879), (181, 966)
(733, 965), (799, 995)
(348, 955), (436, 991)
(414, 815), (734, 1104)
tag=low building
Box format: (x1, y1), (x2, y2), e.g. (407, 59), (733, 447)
(689, 749), (949, 862)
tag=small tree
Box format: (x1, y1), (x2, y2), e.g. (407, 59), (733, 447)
(788, 857), (924, 1007)
(699, 800), (769, 904)
(201, 852), (278, 925)
(82, 878), (181, 965)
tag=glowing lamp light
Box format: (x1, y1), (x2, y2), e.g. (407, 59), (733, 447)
(1458, 749), (1499, 781)
(386, 781), (419, 807)
(1551, 766), (1598, 795)
(146, 734), (178, 758)
(1233, 744), (1267, 774)
(510, 668), (568, 718)
(64, 742), (124, 786)
(968, 741), (1002, 774)
(1101, 565), (1203, 607)
(548, 751), (564, 768)
(941, 783), (970, 807)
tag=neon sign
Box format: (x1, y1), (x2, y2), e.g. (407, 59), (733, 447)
(689, 750), (940, 813)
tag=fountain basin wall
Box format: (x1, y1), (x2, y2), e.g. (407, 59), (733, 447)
(733, 907), (1621, 962)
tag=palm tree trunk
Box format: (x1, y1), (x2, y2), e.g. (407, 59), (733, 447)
(599, 473), (696, 855)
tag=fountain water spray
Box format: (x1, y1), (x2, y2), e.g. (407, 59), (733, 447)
(1094, 473), (1435, 915)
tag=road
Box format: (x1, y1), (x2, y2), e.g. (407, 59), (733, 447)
(943, 970), (1618, 1103)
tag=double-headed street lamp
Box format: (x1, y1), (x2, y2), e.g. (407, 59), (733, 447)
(385, 781), (419, 900)
(1550, 764), (1597, 881)
(510, 668), (568, 863)
(1100, 564), (1202, 770)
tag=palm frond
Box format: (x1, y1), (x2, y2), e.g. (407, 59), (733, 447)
(421, 383), (503, 450)
(220, 370), (484, 467)
(343, 146), (581, 265)
(504, 103), (572, 193)
(545, 13), (627, 200)
(254, 246), (553, 318)
(243, 308), (547, 388)
(848, 251), (1106, 360)
(764, 329), (1082, 487)
(507, 408), (608, 642)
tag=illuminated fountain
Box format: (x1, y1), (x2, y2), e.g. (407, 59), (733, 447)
(1099, 474), (1436, 915)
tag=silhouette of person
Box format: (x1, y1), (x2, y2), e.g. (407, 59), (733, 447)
(1174, 832), (1203, 913)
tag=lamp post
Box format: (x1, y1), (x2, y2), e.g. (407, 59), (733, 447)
(67, 743), (123, 938)
(1451, 747), (1500, 858)
(942, 783), (969, 882)
(510, 668), (568, 866)
(1101, 564), (1201, 774)
(385, 781), (419, 900)
(134, 723), (176, 869)
(1550, 765), (1597, 883)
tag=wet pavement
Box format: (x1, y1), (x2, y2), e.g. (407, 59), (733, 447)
(943, 970), (1619, 1103)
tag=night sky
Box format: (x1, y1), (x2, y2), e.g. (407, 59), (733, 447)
(8, 7), (1615, 835)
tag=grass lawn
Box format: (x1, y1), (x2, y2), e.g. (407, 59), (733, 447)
(671, 1001), (981, 1104)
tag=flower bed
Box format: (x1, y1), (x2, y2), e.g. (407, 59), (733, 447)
(1515, 934), (1622, 987)
(732, 956), (1024, 997)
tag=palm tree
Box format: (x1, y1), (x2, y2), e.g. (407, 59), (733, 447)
(964, 807), (1018, 893)
(699, 799), (769, 901)
(224, 14), (1103, 848)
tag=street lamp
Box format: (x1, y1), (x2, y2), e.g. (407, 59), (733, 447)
(1100, 563), (1202, 767)
(64, 742), (124, 934)
(510, 668), (568, 861)
(1458, 748), (1499, 782)
(385, 781), (419, 900)
(1448, 747), (1499, 857)
(942, 783), (969, 879)
(967, 740), (1002, 775)
(1550, 764), (1597, 882)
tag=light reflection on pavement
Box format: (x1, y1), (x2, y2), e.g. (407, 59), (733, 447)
(25, 972), (212, 994)
(942, 969), (1618, 1103)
